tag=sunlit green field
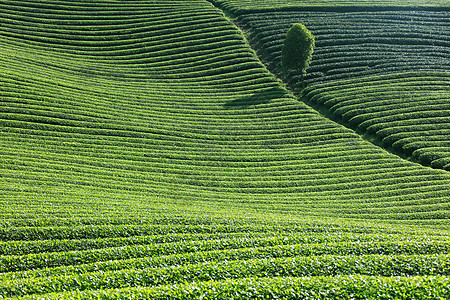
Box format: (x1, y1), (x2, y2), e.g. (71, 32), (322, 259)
(1, 0), (449, 298)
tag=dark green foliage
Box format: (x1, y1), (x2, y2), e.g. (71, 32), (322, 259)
(281, 23), (315, 74)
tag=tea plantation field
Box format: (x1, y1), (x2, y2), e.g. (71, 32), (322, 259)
(1, 0), (450, 298)
(210, 0), (450, 14)
(223, 4), (450, 171)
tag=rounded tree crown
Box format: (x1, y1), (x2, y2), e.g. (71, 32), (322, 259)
(281, 23), (315, 74)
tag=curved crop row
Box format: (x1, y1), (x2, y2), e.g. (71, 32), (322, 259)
(229, 8), (450, 170)
(209, 0), (450, 14)
(1, 0), (450, 298)
(16, 276), (450, 300)
(237, 10), (450, 84)
(302, 72), (450, 169)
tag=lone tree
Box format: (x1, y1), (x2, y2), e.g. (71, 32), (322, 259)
(281, 23), (315, 85)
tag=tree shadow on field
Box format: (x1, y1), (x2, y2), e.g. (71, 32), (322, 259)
(223, 87), (288, 109)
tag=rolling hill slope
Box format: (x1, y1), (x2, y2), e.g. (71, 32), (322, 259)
(1, 0), (450, 298)
(217, 2), (450, 171)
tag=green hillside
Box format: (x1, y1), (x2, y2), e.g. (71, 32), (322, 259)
(1, 0), (450, 298)
(210, 0), (450, 13)
(223, 5), (450, 171)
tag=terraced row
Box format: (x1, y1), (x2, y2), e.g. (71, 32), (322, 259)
(1, 216), (450, 298)
(18, 276), (450, 299)
(224, 8), (450, 170)
(237, 10), (450, 84)
(209, 0), (450, 13)
(1, 0), (450, 298)
(1, 0), (266, 80)
(304, 72), (450, 170)
(2, 1), (450, 219)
